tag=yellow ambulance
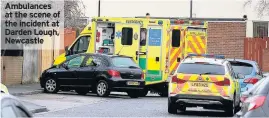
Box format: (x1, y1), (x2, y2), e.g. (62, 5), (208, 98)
(53, 17), (208, 96)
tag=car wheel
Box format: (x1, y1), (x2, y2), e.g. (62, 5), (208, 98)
(168, 98), (177, 114)
(127, 91), (139, 98)
(75, 88), (89, 95)
(96, 80), (110, 97)
(224, 100), (235, 117)
(44, 78), (59, 93)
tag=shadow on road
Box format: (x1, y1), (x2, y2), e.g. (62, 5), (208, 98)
(175, 110), (228, 117)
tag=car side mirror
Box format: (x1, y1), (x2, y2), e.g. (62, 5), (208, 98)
(65, 46), (70, 56)
(62, 63), (69, 69)
(237, 73), (245, 79)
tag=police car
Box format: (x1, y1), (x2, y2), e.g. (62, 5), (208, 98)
(168, 54), (242, 116)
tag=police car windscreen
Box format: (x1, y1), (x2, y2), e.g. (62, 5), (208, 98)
(112, 57), (139, 68)
(177, 63), (225, 75)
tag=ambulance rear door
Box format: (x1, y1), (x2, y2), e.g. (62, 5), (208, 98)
(185, 27), (207, 55)
(114, 23), (141, 63)
(145, 26), (163, 82)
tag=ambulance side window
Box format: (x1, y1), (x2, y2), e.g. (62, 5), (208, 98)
(71, 36), (90, 54)
(140, 28), (147, 46)
(121, 28), (133, 45)
(172, 29), (181, 47)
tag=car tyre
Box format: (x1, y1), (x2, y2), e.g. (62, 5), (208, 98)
(168, 98), (177, 114)
(127, 91), (139, 98)
(224, 100), (235, 117)
(96, 80), (110, 97)
(178, 105), (186, 112)
(75, 88), (89, 95)
(44, 78), (59, 93)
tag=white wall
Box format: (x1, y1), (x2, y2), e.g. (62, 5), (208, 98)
(83, 0), (269, 37)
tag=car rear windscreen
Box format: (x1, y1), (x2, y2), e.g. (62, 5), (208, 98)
(230, 62), (253, 75)
(177, 63), (225, 75)
(112, 57), (138, 68)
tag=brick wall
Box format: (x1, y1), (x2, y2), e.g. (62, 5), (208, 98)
(1, 56), (23, 85)
(207, 22), (246, 59)
(262, 49), (269, 72)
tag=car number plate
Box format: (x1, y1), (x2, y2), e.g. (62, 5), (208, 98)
(191, 82), (208, 87)
(127, 81), (140, 86)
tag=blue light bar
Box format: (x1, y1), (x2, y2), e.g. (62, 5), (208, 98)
(187, 53), (225, 59)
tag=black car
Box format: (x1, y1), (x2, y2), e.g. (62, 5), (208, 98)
(236, 76), (269, 117)
(40, 53), (145, 98)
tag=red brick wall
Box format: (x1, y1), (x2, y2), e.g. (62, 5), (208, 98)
(207, 22), (246, 59)
(59, 28), (77, 54)
(262, 49), (269, 72)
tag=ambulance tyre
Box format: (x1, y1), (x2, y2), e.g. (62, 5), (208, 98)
(168, 99), (177, 114)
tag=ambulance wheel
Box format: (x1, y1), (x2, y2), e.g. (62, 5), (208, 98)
(168, 99), (177, 114)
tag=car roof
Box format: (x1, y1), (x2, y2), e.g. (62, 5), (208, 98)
(227, 58), (256, 65)
(182, 57), (227, 65)
(71, 53), (132, 58)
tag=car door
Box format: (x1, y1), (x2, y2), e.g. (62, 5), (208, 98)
(56, 56), (86, 85)
(77, 55), (109, 86)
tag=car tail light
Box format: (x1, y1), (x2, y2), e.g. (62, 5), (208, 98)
(244, 78), (259, 84)
(240, 95), (248, 102)
(214, 78), (230, 86)
(108, 70), (120, 77)
(246, 95), (266, 111)
(171, 76), (186, 84)
(141, 72), (145, 79)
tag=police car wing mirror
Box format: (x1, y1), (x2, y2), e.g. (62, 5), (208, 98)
(237, 73), (245, 79)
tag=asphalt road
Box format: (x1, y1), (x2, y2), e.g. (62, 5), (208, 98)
(16, 91), (235, 117)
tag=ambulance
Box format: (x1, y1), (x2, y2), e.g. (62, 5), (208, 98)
(53, 17), (208, 96)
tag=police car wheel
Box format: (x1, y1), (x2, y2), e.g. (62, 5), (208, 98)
(168, 99), (177, 114)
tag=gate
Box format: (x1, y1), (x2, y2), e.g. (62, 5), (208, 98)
(244, 37), (269, 71)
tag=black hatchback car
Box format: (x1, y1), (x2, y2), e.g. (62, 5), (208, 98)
(40, 53), (145, 98)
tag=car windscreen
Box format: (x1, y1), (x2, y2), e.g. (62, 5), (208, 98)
(230, 62), (253, 75)
(177, 63), (225, 75)
(112, 57), (139, 68)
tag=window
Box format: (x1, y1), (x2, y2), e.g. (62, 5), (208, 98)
(253, 22), (268, 38)
(1, 106), (17, 118)
(230, 62), (254, 76)
(112, 57), (139, 68)
(92, 56), (109, 67)
(85, 57), (94, 66)
(177, 63), (225, 75)
(172, 29), (180, 47)
(71, 36), (90, 54)
(227, 63), (235, 78)
(140, 28), (147, 46)
(121, 28), (133, 45)
(67, 56), (85, 68)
